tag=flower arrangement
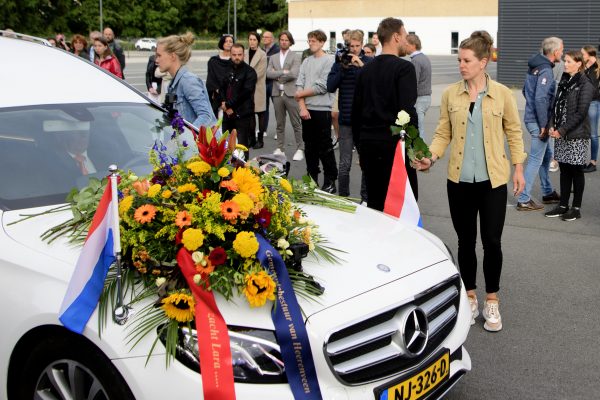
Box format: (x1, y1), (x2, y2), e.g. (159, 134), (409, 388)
(390, 110), (432, 162)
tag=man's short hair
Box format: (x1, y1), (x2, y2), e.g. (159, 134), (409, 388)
(406, 34), (421, 50)
(541, 37), (562, 56)
(348, 30), (364, 43)
(231, 43), (245, 52)
(307, 30), (327, 43)
(342, 29), (351, 36)
(376, 17), (404, 45)
(279, 30), (295, 45)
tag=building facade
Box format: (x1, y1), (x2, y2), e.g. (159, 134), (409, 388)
(287, 0), (498, 55)
(498, 0), (600, 86)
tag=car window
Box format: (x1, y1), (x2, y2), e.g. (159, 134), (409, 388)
(0, 103), (196, 211)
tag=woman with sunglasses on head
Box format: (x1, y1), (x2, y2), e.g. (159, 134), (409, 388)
(206, 34), (234, 119)
(545, 50), (595, 221)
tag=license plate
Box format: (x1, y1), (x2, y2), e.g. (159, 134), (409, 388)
(378, 351), (449, 400)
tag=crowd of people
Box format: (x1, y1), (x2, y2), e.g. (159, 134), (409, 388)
(18, 18), (598, 334)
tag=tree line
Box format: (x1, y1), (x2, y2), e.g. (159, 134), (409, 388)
(0, 0), (288, 39)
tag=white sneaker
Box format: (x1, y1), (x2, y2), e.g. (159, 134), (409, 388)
(468, 295), (479, 325)
(292, 149), (304, 161)
(273, 148), (284, 156)
(482, 299), (503, 332)
(273, 133), (278, 140)
(550, 160), (559, 172)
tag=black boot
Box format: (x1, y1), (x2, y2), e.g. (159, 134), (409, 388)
(253, 141), (264, 149)
(321, 180), (337, 194)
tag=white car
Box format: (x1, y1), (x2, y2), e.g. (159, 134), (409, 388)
(0, 35), (471, 400)
(135, 37), (156, 51)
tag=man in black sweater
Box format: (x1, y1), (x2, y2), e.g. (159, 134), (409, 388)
(220, 44), (257, 159)
(352, 17), (419, 211)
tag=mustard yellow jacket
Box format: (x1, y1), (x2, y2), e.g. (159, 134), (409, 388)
(429, 76), (527, 188)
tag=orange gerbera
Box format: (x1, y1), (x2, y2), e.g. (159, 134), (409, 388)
(134, 204), (157, 224)
(175, 210), (192, 228)
(195, 259), (215, 275)
(221, 200), (240, 221)
(220, 180), (239, 192)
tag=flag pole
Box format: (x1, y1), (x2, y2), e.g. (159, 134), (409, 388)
(109, 165), (129, 324)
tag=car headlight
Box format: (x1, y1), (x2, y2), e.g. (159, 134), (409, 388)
(167, 326), (287, 383)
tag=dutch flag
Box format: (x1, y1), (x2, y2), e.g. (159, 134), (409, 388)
(383, 140), (423, 227)
(59, 180), (118, 334)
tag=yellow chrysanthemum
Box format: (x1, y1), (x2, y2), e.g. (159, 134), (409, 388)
(187, 161), (212, 176)
(231, 167), (263, 200)
(161, 292), (195, 322)
(232, 193), (254, 218)
(147, 184), (161, 198)
(279, 178), (292, 193)
(181, 228), (204, 251)
(162, 190), (172, 199)
(243, 271), (276, 307)
(218, 167), (230, 177)
(119, 195), (134, 216)
(233, 231), (259, 258)
(177, 183), (198, 193)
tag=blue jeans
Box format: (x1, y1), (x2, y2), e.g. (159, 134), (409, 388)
(518, 122), (554, 203)
(415, 95), (431, 140)
(588, 100), (600, 162)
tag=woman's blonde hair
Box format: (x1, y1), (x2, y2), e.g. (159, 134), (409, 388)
(460, 30), (494, 61)
(158, 32), (194, 64)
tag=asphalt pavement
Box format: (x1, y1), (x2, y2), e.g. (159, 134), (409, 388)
(123, 51), (600, 399)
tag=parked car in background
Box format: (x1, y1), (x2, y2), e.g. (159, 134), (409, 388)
(135, 37), (156, 51)
(1, 33), (472, 400)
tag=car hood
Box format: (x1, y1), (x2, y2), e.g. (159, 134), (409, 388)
(2, 204), (450, 330)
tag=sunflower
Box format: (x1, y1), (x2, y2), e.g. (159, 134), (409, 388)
(231, 193), (254, 219)
(175, 210), (192, 228)
(161, 292), (195, 322)
(181, 228), (204, 251)
(231, 167), (263, 200)
(134, 204), (157, 224)
(243, 271), (276, 307)
(220, 200), (240, 221)
(279, 178), (293, 193)
(233, 231), (259, 258)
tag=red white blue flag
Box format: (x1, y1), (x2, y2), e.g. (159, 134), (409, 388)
(384, 140), (423, 227)
(59, 180), (118, 334)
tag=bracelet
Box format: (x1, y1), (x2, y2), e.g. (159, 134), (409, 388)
(429, 157), (436, 166)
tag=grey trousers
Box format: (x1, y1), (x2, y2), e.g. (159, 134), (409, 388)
(273, 94), (304, 151)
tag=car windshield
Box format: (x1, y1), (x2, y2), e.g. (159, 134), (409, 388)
(0, 102), (196, 211)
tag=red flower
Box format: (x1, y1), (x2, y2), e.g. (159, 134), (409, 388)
(208, 247), (227, 266)
(196, 125), (233, 167)
(256, 208), (272, 228)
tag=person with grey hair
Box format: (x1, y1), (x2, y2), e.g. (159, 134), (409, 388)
(517, 36), (563, 211)
(405, 33), (432, 140)
(103, 27), (125, 74)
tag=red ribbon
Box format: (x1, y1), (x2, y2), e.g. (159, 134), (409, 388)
(177, 248), (236, 400)
(383, 140), (408, 217)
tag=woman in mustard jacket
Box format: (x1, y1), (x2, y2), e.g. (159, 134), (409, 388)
(414, 31), (526, 332)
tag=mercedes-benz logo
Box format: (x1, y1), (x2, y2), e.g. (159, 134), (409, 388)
(400, 307), (429, 357)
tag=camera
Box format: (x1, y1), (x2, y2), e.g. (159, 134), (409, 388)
(163, 93), (178, 118)
(335, 42), (354, 67)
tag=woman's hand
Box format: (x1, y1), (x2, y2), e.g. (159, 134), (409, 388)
(512, 163), (525, 196)
(548, 127), (561, 139)
(412, 157), (433, 172)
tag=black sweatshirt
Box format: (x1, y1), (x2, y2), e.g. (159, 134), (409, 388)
(352, 54), (418, 145)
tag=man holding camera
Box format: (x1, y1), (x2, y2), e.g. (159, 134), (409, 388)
(327, 30), (373, 197)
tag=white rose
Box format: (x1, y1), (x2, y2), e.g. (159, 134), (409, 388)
(155, 277), (166, 287)
(193, 274), (202, 284)
(191, 251), (204, 264)
(277, 238), (290, 249)
(395, 110), (410, 126)
(298, 216), (307, 225)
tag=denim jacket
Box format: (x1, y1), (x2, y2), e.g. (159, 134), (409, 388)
(168, 66), (216, 129)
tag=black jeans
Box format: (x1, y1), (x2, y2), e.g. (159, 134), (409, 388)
(250, 111), (267, 144)
(359, 140), (418, 211)
(301, 110), (338, 185)
(447, 180), (507, 294)
(558, 162), (585, 208)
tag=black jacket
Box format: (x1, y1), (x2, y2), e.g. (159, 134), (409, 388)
(108, 41), (125, 71)
(327, 53), (373, 126)
(145, 55), (162, 93)
(584, 63), (600, 102)
(219, 61), (257, 119)
(549, 72), (595, 139)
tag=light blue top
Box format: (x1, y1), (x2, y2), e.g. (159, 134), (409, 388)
(459, 86), (490, 183)
(168, 66), (217, 129)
